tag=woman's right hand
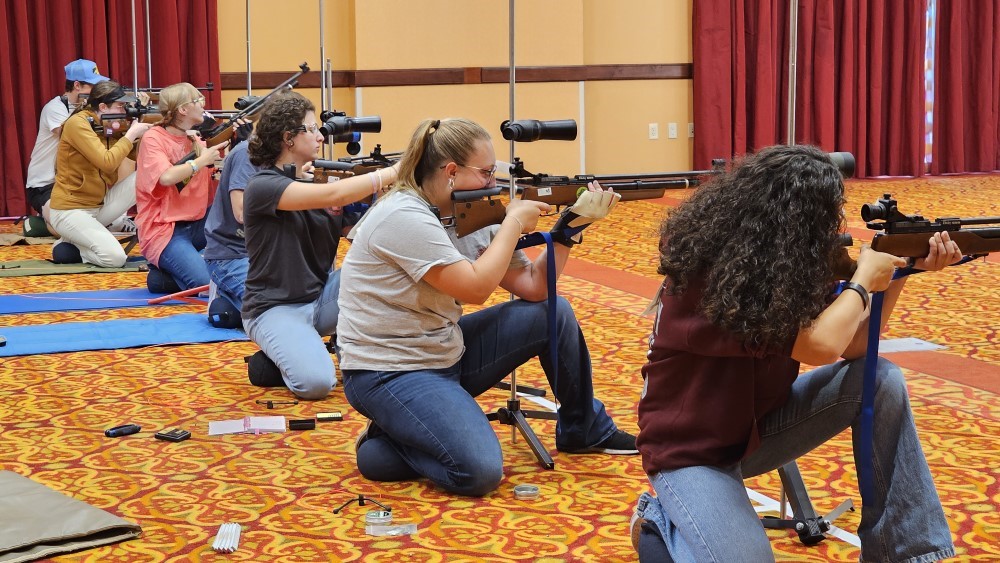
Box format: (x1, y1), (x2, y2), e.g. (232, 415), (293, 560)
(852, 245), (907, 292)
(125, 121), (153, 142)
(505, 199), (550, 233)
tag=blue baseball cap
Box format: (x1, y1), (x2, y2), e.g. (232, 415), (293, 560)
(65, 59), (109, 84)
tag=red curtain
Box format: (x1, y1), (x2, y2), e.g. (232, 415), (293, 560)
(693, 0), (927, 178)
(0, 0), (220, 216)
(931, 1), (1000, 174)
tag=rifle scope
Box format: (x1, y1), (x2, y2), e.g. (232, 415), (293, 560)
(860, 194), (900, 223)
(829, 152), (856, 179)
(320, 115), (382, 137)
(500, 119), (577, 142)
(234, 95), (263, 110)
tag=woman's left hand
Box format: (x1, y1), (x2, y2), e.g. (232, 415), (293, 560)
(912, 231), (963, 271)
(301, 161), (315, 181)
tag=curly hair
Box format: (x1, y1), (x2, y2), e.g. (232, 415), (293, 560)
(658, 144), (847, 348)
(248, 91), (315, 167)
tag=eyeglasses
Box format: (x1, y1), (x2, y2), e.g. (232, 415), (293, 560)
(459, 163), (498, 186)
(181, 96), (206, 107)
(292, 123), (320, 135)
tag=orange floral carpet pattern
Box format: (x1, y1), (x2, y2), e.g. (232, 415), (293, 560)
(0, 174), (997, 562)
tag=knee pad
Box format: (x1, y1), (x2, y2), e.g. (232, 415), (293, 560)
(23, 216), (51, 238)
(51, 242), (82, 264)
(208, 295), (243, 329)
(146, 265), (182, 294)
(245, 351), (285, 388)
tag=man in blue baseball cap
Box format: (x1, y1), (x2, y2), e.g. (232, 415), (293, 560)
(23, 59), (110, 237)
(63, 58), (109, 84)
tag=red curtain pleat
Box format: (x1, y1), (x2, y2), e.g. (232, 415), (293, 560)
(932, 1), (1000, 174)
(0, 0), (220, 216)
(693, 0), (927, 177)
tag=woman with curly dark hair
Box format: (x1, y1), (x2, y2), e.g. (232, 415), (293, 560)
(240, 91), (399, 400)
(630, 144), (958, 562)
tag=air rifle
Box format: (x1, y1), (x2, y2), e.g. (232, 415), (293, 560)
(174, 62), (310, 166)
(862, 193), (1000, 258)
(311, 144), (401, 183)
(446, 158), (716, 237)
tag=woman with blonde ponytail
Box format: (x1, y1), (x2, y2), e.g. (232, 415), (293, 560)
(337, 117), (637, 498)
(135, 82), (227, 292)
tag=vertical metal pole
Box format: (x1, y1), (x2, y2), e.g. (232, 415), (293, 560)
(144, 0), (152, 89)
(508, 0), (516, 170)
(326, 59), (334, 114)
(246, 0), (253, 95)
(507, 0), (517, 442)
(131, 0), (139, 95)
(319, 0), (329, 158)
(325, 59), (334, 159)
(786, 0), (799, 145)
(319, 0), (327, 112)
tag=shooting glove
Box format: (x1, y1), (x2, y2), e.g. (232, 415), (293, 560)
(233, 121), (254, 145)
(550, 188), (621, 247)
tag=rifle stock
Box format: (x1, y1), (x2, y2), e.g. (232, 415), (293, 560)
(863, 193), (1000, 258)
(871, 228), (1000, 257)
(511, 176), (700, 207)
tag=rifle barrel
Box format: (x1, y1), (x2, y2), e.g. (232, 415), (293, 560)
(564, 170), (716, 182)
(498, 178), (697, 191)
(950, 217), (1000, 227)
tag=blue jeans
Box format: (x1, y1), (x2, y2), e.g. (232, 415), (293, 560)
(342, 297), (619, 497)
(206, 256), (249, 310)
(243, 270), (341, 400)
(635, 357), (954, 563)
(155, 219), (209, 290)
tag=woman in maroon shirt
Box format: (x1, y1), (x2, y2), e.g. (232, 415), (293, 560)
(632, 144), (958, 562)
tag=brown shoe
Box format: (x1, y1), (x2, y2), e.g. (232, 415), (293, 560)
(630, 508), (646, 553)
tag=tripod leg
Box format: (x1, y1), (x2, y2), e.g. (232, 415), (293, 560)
(775, 460), (854, 546)
(508, 408), (555, 470)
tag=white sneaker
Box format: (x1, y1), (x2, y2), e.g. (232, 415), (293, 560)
(108, 216), (137, 234)
(119, 217), (138, 233)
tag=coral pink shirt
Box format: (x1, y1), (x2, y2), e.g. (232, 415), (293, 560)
(135, 126), (217, 265)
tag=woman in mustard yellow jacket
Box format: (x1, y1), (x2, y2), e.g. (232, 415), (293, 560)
(48, 80), (151, 267)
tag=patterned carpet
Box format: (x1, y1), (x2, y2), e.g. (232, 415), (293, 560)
(0, 174), (997, 562)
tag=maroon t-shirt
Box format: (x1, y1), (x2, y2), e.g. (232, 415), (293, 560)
(636, 279), (799, 475)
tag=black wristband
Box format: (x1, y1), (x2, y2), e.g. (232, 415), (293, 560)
(842, 281), (869, 310)
(552, 231), (581, 248)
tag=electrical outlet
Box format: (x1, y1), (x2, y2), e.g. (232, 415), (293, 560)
(648, 123), (659, 140)
(688, 123), (695, 138)
(667, 122), (678, 139)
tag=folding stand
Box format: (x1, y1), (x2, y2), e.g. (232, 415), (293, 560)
(331, 494), (391, 514)
(486, 397), (558, 470)
(760, 461), (855, 545)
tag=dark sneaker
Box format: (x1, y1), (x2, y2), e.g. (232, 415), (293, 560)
(560, 430), (638, 455)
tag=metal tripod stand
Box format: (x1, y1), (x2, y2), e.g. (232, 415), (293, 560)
(760, 461), (855, 545)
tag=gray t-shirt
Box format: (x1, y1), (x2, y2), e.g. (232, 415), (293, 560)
(337, 191), (530, 371)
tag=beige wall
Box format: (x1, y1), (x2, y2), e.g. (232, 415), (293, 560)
(216, 0), (693, 172)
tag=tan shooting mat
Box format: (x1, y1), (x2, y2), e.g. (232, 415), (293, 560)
(0, 471), (141, 562)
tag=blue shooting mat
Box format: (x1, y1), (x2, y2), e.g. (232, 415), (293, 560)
(0, 313), (246, 357)
(0, 288), (199, 315)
